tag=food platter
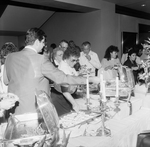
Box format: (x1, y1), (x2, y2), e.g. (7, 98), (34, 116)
(59, 111), (102, 129)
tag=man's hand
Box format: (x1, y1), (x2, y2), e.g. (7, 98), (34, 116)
(85, 54), (91, 61)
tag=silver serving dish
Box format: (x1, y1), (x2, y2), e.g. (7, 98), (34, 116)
(120, 66), (135, 89)
(105, 66), (134, 98)
(1, 90), (59, 147)
(2, 113), (48, 147)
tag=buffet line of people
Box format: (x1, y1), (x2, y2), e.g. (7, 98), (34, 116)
(0, 27), (149, 119)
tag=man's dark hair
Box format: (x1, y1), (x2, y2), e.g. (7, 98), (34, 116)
(25, 28), (46, 46)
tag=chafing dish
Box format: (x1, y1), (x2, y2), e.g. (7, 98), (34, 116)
(105, 66), (135, 99)
(1, 90), (59, 147)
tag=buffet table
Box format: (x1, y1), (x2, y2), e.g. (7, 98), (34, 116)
(66, 85), (150, 147)
(67, 107), (150, 147)
(75, 95), (142, 120)
(1, 83), (150, 147)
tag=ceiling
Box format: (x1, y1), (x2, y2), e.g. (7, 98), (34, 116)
(0, 0), (150, 36)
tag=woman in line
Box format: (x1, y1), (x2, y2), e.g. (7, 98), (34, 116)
(124, 49), (139, 84)
(51, 47), (64, 67)
(0, 42), (18, 93)
(51, 46), (80, 116)
(100, 45), (121, 81)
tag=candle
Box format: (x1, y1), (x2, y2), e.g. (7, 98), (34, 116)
(86, 74), (90, 100)
(102, 81), (107, 102)
(116, 76), (119, 98)
(100, 74), (103, 93)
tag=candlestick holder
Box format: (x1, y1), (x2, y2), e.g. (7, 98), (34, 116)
(114, 96), (121, 113)
(97, 92), (111, 137)
(85, 97), (92, 111)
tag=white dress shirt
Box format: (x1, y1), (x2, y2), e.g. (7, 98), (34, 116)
(79, 50), (101, 76)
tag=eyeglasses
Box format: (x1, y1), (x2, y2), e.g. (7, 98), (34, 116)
(71, 59), (78, 63)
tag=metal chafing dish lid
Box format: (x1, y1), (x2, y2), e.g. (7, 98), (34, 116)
(35, 90), (59, 133)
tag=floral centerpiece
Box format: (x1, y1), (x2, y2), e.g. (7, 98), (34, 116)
(138, 38), (150, 91)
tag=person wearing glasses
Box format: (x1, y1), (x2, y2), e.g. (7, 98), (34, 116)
(79, 41), (101, 76)
(51, 46), (81, 116)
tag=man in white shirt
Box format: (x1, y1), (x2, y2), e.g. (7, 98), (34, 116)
(79, 41), (101, 76)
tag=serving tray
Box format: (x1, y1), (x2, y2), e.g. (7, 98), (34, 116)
(59, 111), (102, 129)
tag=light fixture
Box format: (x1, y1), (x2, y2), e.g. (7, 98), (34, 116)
(141, 4), (146, 7)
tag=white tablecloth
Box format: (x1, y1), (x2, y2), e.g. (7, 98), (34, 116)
(67, 86), (150, 147)
(67, 108), (150, 147)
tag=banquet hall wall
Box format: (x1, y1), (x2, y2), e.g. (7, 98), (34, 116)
(1, 0), (150, 60)
(42, 1), (118, 60)
(41, 0), (150, 60)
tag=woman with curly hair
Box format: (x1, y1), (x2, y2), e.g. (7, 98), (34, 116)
(0, 42), (18, 93)
(100, 45), (121, 80)
(124, 49), (139, 84)
(51, 46), (80, 116)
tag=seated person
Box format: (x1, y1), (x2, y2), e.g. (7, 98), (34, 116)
(99, 45), (121, 80)
(124, 50), (139, 84)
(51, 46), (80, 116)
